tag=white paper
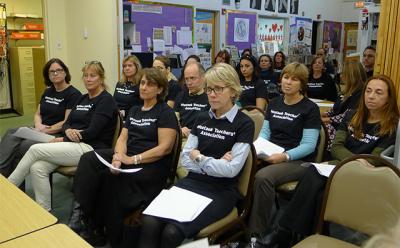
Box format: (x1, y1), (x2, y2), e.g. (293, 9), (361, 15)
(153, 39), (165, 52)
(163, 26), (173, 45)
(131, 45), (142, 52)
(173, 45), (184, 54)
(95, 152), (142, 174)
(309, 98), (324, 103)
(181, 26), (190, 31)
(253, 137), (285, 159)
(234, 18), (250, 42)
(177, 30), (192, 45)
(143, 186), (212, 222)
(13, 127), (55, 143)
(316, 102), (334, 108)
(182, 47), (197, 62)
(311, 163), (335, 177)
(178, 238), (209, 248)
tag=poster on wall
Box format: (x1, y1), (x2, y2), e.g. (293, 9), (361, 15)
(195, 23), (212, 44)
(278, 0), (288, 13)
(290, 0), (299, 15)
(250, 0), (262, 10)
(264, 0), (276, 11)
(257, 17), (285, 53)
(289, 17), (312, 58)
(323, 21), (342, 52)
(227, 11), (257, 51)
(234, 18), (250, 42)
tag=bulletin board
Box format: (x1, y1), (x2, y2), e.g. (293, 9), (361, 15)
(124, 1), (193, 53)
(226, 10), (257, 51)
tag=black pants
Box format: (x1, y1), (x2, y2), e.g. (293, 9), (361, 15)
(73, 149), (168, 246)
(137, 215), (185, 248)
(279, 166), (327, 236)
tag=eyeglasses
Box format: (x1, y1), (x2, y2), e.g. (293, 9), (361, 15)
(205, 86), (226, 95)
(49, 68), (64, 75)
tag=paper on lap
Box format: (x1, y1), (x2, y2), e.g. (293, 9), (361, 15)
(253, 137), (285, 159)
(94, 152), (142, 173)
(143, 186), (212, 222)
(12, 127), (55, 143)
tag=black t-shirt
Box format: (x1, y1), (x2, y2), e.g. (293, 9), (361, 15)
(239, 78), (268, 107)
(338, 110), (395, 154)
(266, 96), (321, 161)
(166, 79), (182, 102)
(174, 89), (210, 129)
(125, 101), (178, 156)
(113, 82), (143, 114)
(40, 85), (81, 126)
(63, 90), (118, 149)
(366, 70), (374, 78)
(307, 73), (338, 101)
(189, 110), (254, 186)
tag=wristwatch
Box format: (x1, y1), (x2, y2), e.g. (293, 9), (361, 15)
(194, 154), (204, 163)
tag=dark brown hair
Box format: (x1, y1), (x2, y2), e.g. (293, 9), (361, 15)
(42, 58), (71, 86)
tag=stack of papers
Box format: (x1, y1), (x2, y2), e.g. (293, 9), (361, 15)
(143, 186), (212, 222)
(13, 127), (55, 143)
(253, 137), (285, 159)
(311, 163), (335, 177)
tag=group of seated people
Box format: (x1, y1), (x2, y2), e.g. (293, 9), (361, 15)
(0, 43), (397, 248)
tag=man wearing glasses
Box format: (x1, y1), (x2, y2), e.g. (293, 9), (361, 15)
(174, 62), (210, 178)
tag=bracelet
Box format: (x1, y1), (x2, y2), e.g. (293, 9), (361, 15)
(133, 155), (138, 165)
(139, 154), (142, 164)
(284, 152), (290, 161)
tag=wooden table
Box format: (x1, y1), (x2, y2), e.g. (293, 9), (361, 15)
(314, 100), (335, 115)
(0, 224), (92, 248)
(0, 175), (57, 243)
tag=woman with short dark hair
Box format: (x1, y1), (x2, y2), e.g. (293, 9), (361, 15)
(0, 58), (81, 177)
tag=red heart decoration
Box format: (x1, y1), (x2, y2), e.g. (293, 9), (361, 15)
(272, 23), (278, 33)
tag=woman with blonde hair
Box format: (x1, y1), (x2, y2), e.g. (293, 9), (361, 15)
(8, 61), (118, 211)
(113, 55), (142, 119)
(138, 63), (255, 248)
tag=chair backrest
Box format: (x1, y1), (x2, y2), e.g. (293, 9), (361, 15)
(112, 112), (124, 148)
(318, 154), (400, 236)
(392, 120), (400, 166)
(166, 128), (182, 188)
(237, 144), (257, 213)
(315, 124), (328, 163)
(380, 120), (400, 167)
(240, 106), (265, 141)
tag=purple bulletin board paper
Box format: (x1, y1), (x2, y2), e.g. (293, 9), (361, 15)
(126, 2), (193, 52)
(227, 11), (257, 51)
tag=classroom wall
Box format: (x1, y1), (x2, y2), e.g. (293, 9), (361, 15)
(15, 0), (361, 94)
(147, 0), (359, 50)
(43, 0), (119, 93)
(3, 0), (42, 17)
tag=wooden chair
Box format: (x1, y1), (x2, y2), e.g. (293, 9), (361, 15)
(293, 154), (400, 248)
(50, 113), (123, 205)
(195, 144), (257, 245)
